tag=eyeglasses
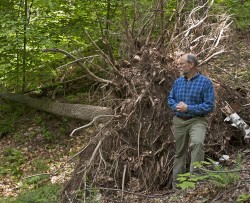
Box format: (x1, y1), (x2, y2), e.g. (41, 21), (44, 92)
(177, 62), (189, 69)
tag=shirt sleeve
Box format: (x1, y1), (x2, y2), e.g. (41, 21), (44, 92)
(167, 81), (178, 111)
(187, 79), (214, 115)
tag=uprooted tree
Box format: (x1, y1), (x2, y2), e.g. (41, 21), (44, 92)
(1, 0), (250, 202)
(58, 1), (249, 201)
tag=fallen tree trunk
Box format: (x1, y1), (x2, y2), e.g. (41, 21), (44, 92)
(0, 93), (113, 121)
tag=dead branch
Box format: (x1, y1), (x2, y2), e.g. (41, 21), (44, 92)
(137, 1), (159, 39)
(85, 187), (174, 198)
(70, 114), (118, 137)
(85, 139), (103, 170)
(121, 164), (127, 199)
(167, 0), (232, 65)
(52, 73), (66, 100)
(167, 0), (185, 46)
(23, 75), (87, 94)
(199, 50), (226, 66)
(182, 0), (212, 37)
(43, 48), (117, 86)
(24, 173), (50, 179)
(93, 2), (117, 66)
(84, 31), (123, 78)
(211, 182), (246, 203)
(89, 61), (113, 76)
(156, 3), (168, 48)
(121, 0), (132, 42)
(200, 168), (250, 174)
(145, 0), (161, 46)
(56, 55), (99, 69)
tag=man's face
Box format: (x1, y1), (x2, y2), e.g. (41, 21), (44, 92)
(178, 56), (193, 76)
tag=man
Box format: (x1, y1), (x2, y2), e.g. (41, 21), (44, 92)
(167, 53), (215, 188)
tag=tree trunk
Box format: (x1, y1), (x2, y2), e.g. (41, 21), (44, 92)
(22, 0), (28, 93)
(0, 93), (113, 121)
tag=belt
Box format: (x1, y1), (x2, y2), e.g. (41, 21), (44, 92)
(177, 116), (195, 120)
(177, 115), (205, 120)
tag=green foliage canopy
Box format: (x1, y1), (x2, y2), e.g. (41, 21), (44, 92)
(0, 0), (248, 92)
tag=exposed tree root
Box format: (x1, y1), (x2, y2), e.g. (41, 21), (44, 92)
(45, 1), (249, 202)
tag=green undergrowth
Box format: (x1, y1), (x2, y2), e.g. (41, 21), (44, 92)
(0, 103), (26, 138)
(237, 192), (250, 202)
(0, 147), (25, 178)
(177, 157), (242, 190)
(0, 102), (72, 143)
(0, 95), (92, 201)
(1, 183), (61, 203)
(174, 157), (249, 202)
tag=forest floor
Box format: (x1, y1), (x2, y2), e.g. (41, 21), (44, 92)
(0, 33), (250, 203)
(0, 102), (250, 203)
(0, 109), (92, 199)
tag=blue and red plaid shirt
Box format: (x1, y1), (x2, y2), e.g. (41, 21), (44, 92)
(167, 73), (214, 118)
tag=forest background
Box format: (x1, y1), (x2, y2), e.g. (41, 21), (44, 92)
(0, 0), (250, 202)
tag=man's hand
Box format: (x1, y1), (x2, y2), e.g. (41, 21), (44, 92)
(176, 102), (188, 112)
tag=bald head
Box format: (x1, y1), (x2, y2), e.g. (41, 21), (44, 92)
(181, 53), (199, 67)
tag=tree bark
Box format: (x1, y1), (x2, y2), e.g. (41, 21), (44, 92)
(0, 93), (113, 121)
(22, 0), (28, 93)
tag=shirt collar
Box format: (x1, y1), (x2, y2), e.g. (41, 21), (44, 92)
(184, 72), (200, 81)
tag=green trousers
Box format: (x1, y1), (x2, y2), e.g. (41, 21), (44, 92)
(172, 116), (208, 184)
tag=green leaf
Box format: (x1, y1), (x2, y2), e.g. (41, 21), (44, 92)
(189, 175), (209, 182)
(178, 181), (196, 190)
(237, 193), (250, 202)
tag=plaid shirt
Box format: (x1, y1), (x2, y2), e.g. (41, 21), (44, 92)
(168, 73), (214, 118)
